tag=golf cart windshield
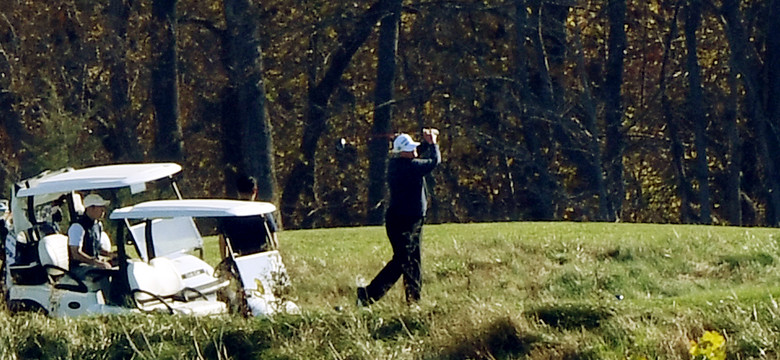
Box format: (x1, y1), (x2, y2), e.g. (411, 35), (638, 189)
(110, 199), (276, 261)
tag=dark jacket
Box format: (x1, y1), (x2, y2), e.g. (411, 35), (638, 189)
(219, 213), (277, 256)
(386, 143), (441, 218)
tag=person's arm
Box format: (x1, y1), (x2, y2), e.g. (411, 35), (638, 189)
(411, 144), (440, 174)
(68, 245), (111, 269)
(410, 128), (441, 175)
(265, 213), (279, 249)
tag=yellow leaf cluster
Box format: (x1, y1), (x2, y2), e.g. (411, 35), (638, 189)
(689, 331), (726, 360)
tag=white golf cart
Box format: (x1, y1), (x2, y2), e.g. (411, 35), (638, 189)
(1, 163), (227, 317)
(109, 199), (299, 317)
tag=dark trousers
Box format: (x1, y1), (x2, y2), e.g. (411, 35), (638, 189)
(365, 213), (423, 304)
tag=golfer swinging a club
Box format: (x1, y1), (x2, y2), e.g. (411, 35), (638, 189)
(358, 128), (441, 306)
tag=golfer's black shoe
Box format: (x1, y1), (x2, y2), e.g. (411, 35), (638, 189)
(356, 287), (370, 307)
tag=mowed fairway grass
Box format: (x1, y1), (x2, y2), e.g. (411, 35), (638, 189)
(3, 222), (780, 359)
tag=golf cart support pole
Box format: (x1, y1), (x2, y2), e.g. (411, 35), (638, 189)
(65, 192), (79, 220)
(25, 193), (39, 242)
(0, 216), (7, 305)
(170, 178), (183, 199)
(112, 224), (132, 306)
(144, 219), (156, 260)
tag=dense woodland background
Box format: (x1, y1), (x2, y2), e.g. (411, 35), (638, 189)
(0, 0), (778, 229)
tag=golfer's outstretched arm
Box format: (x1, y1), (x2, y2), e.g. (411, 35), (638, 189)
(412, 143), (441, 175)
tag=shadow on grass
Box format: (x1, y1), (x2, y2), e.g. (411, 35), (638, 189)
(719, 252), (774, 269)
(202, 328), (278, 360)
(435, 316), (539, 360)
(528, 303), (613, 330)
(18, 332), (69, 360)
(372, 314), (429, 340)
(599, 247), (634, 262)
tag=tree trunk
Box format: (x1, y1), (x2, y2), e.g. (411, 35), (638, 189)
(280, 3), (383, 228)
(0, 48), (29, 181)
(768, 0), (780, 124)
(530, 3), (557, 118)
(684, 0), (711, 224)
(220, 87), (242, 195)
(723, 57), (742, 225)
(53, 5), (86, 117)
(667, 115), (698, 223)
(603, 0), (627, 221)
(105, 0), (143, 162)
(766, 0), (780, 223)
(367, 0), (402, 225)
(721, 0), (780, 226)
(223, 0), (277, 203)
(150, 0), (183, 162)
(658, 4), (696, 223)
(512, 0), (555, 220)
(538, 2), (579, 220)
(572, 25), (609, 221)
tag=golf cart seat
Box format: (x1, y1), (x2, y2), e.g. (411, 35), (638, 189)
(38, 234), (69, 275)
(127, 258), (226, 315)
(37, 234), (91, 293)
(128, 217), (227, 298)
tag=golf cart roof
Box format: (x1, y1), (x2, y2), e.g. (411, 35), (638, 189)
(110, 199), (276, 220)
(16, 163), (182, 197)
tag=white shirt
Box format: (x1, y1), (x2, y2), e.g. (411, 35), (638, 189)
(67, 223), (111, 252)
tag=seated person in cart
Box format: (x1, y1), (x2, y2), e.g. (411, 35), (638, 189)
(68, 194), (117, 278)
(218, 175), (278, 258)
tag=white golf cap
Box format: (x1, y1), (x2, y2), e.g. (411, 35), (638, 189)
(392, 134), (420, 153)
(83, 194), (110, 208)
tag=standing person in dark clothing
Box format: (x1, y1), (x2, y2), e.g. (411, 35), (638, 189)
(358, 128), (441, 306)
(219, 174), (279, 258)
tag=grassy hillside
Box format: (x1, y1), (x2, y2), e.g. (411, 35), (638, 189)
(3, 222), (780, 359)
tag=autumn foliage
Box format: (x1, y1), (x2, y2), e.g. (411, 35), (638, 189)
(0, 0), (778, 229)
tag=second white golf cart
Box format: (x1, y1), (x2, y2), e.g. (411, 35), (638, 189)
(2, 163), (227, 316)
(109, 199), (299, 317)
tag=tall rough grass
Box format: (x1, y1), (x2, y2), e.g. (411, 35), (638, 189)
(2, 222), (780, 359)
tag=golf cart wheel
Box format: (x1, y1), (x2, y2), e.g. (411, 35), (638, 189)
(8, 300), (49, 316)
